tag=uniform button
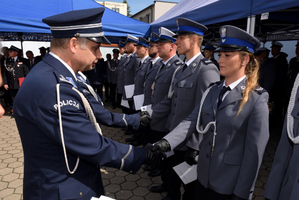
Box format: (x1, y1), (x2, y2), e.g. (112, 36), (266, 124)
(79, 192), (83, 196)
(130, 170), (133, 173)
(206, 154), (209, 158)
(174, 104), (176, 106)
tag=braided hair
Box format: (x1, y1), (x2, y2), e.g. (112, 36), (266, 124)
(237, 51), (260, 114)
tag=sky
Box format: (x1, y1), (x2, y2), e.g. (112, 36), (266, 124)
(111, 0), (181, 15)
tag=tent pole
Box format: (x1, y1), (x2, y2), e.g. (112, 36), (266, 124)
(250, 15), (256, 36)
(246, 16), (251, 33)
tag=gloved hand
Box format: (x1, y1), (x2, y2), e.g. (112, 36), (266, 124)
(185, 147), (199, 166)
(152, 139), (171, 153)
(143, 143), (164, 168)
(139, 111), (151, 128)
(231, 194), (246, 200)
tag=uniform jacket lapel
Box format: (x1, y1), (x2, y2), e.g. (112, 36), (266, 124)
(156, 55), (179, 79)
(43, 54), (78, 88)
(218, 79), (245, 110)
(174, 54), (203, 86)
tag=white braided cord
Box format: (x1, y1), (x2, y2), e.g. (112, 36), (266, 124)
(287, 73), (299, 144)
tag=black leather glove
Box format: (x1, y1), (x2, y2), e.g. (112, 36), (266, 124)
(152, 139), (171, 153)
(231, 194), (246, 200)
(139, 111), (151, 128)
(185, 147), (199, 166)
(143, 143), (163, 168)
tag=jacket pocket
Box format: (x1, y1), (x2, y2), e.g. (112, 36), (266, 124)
(178, 81), (193, 88)
(224, 154), (242, 166)
(59, 179), (92, 199)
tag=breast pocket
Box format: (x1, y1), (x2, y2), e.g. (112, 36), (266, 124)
(177, 81), (194, 100)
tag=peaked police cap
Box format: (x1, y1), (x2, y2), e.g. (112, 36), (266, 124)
(42, 7), (110, 44)
(215, 25), (260, 53)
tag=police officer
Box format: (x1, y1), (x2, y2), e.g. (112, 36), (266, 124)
(152, 25), (269, 200)
(13, 8), (161, 200)
(255, 47), (276, 97)
(150, 18), (220, 200)
(116, 41), (127, 108)
(125, 37), (152, 146)
(150, 27), (183, 144)
(107, 49), (119, 109)
(143, 32), (163, 107)
(147, 27), (183, 179)
(203, 42), (219, 69)
(122, 34), (141, 114)
(270, 41), (289, 134)
(264, 47), (299, 199)
(2, 45), (29, 114)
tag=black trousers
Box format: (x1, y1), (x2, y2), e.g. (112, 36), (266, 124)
(91, 84), (103, 99)
(117, 93), (122, 108)
(7, 89), (18, 109)
(195, 180), (233, 200)
(109, 84), (117, 108)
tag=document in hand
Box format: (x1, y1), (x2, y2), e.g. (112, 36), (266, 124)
(173, 156), (198, 185)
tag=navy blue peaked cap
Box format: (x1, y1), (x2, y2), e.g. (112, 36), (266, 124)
(203, 43), (216, 51)
(42, 7), (110, 44)
(134, 37), (149, 48)
(9, 45), (20, 52)
(148, 32), (159, 43)
(118, 41), (126, 48)
(156, 27), (176, 43)
(173, 17), (208, 38)
(215, 25), (260, 53)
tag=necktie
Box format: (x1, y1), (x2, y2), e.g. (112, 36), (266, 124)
(218, 86), (231, 107)
(182, 64), (188, 71)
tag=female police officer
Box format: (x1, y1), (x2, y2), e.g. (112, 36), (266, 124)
(152, 25), (269, 200)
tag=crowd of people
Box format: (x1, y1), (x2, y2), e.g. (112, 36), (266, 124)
(1, 6), (299, 200)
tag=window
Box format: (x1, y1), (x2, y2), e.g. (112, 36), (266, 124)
(112, 7), (120, 13)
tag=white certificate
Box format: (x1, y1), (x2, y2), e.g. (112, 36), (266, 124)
(173, 157), (198, 185)
(124, 84), (135, 99)
(133, 94), (144, 111)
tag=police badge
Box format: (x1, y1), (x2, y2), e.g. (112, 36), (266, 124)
(221, 27), (226, 38)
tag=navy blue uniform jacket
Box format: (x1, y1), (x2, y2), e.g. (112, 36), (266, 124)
(13, 54), (146, 200)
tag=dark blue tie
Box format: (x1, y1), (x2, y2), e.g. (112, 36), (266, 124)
(218, 86), (231, 107)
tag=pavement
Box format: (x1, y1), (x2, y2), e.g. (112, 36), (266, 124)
(0, 102), (281, 200)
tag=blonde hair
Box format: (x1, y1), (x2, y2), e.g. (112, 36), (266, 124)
(238, 51), (260, 114)
(188, 34), (203, 48)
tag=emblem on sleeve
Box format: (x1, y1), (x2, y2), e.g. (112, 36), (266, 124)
(53, 100), (80, 110)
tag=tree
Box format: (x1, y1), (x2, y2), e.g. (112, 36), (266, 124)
(123, 0), (131, 17)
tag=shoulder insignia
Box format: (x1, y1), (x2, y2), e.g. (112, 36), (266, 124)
(59, 75), (77, 88)
(202, 58), (213, 65)
(254, 86), (267, 94)
(175, 60), (183, 66)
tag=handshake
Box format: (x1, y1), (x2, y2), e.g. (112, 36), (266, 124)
(143, 139), (171, 168)
(143, 139), (199, 167)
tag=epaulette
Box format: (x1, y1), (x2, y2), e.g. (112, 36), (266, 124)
(202, 58), (213, 65)
(254, 86), (267, 94)
(175, 60), (184, 66)
(209, 81), (222, 88)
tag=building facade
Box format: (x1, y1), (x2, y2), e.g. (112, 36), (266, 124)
(132, 1), (177, 23)
(97, 1), (127, 16)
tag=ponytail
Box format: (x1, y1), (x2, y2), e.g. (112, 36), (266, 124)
(237, 51), (260, 114)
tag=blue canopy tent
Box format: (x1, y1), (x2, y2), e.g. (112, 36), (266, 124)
(151, 0), (299, 42)
(0, 0), (150, 43)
